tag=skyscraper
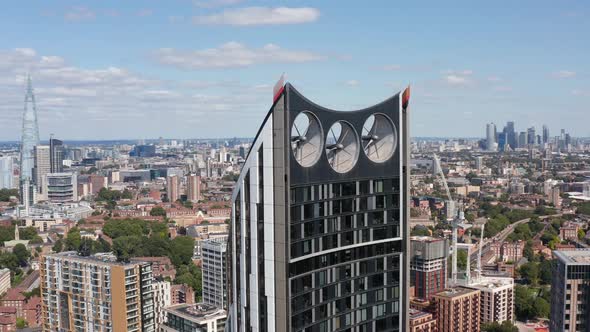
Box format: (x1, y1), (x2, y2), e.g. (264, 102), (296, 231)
(228, 82), (410, 331)
(40, 252), (156, 331)
(505, 121), (516, 149)
(186, 174), (201, 202)
(33, 145), (50, 195)
(550, 249), (590, 332)
(542, 125), (549, 144)
(49, 138), (64, 173)
(19, 75), (40, 204)
(202, 237), (228, 309)
(410, 236), (448, 301)
(527, 127), (536, 146)
(0, 157), (14, 189)
(486, 123), (497, 151)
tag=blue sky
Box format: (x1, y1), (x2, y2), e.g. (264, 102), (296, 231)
(0, 0), (588, 140)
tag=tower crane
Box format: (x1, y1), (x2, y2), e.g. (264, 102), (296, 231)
(432, 153), (471, 286)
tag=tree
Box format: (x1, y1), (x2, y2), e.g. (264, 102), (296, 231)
(52, 239), (64, 253)
(169, 236), (195, 267)
(0, 188), (19, 202)
(539, 259), (554, 285)
(150, 206), (166, 217)
(113, 236), (144, 262)
(519, 262), (539, 285)
(65, 227), (82, 251)
(578, 229), (586, 240)
(482, 321), (518, 332)
(12, 244), (30, 267)
(533, 297), (550, 318)
(523, 240), (536, 262)
(411, 226), (430, 236)
(16, 317), (27, 329)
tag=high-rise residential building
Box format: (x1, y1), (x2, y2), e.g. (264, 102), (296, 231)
(228, 82), (410, 331)
(433, 287), (481, 332)
(410, 236), (448, 301)
(89, 174), (107, 195)
(45, 173), (77, 202)
(0, 157), (14, 189)
(19, 75), (40, 187)
(466, 276), (514, 324)
(153, 280), (171, 330)
(49, 138), (64, 173)
(550, 249), (590, 332)
(202, 237), (228, 309)
(475, 156), (484, 172)
(33, 145), (50, 195)
(486, 123), (497, 151)
(167, 175), (179, 202)
(542, 125), (550, 144)
(187, 174), (201, 202)
(40, 252), (155, 331)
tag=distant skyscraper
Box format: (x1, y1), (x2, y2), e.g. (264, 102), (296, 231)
(486, 123), (497, 151)
(186, 174), (201, 202)
(0, 157), (14, 189)
(542, 125), (549, 144)
(527, 127), (536, 146)
(33, 145), (50, 195)
(505, 121), (516, 149)
(518, 132), (527, 148)
(49, 138), (64, 173)
(550, 249), (590, 332)
(19, 75), (40, 204)
(166, 175), (179, 202)
(202, 237), (228, 309)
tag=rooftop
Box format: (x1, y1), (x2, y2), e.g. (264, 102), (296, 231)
(554, 249), (590, 264)
(45, 251), (149, 267)
(409, 309), (432, 320)
(434, 287), (480, 299)
(410, 236), (445, 243)
(165, 303), (226, 323)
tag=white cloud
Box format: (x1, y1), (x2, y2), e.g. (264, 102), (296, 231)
(553, 70), (576, 79)
(379, 64), (401, 71)
(0, 47), (275, 139)
(153, 42), (325, 69)
(137, 9), (153, 17)
(65, 7), (96, 22)
(572, 89), (589, 96)
(445, 75), (469, 85)
(345, 80), (359, 86)
(193, 7), (320, 26)
(193, 0), (243, 8)
(487, 76), (502, 82)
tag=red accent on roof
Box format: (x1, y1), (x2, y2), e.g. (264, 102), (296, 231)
(402, 85), (411, 110)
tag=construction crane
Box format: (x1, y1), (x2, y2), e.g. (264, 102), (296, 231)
(432, 153), (471, 286)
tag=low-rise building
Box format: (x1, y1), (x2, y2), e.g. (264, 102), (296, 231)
(466, 276), (514, 324)
(409, 308), (437, 332)
(161, 303), (226, 332)
(171, 284), (195, 305)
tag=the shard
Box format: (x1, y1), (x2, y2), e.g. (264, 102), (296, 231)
(19, 74), (40, 206)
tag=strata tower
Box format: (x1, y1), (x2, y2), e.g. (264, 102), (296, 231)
(228, 82), (411, 331)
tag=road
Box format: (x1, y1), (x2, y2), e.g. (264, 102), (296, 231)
(469, 214), (562, 263)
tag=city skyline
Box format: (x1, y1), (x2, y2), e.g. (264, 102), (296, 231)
(0, 0), (589, 140)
